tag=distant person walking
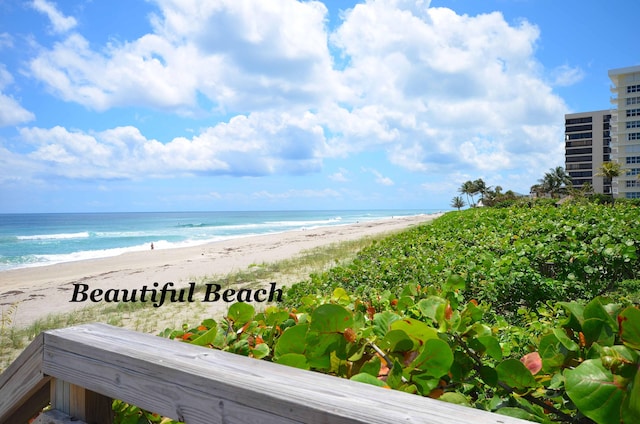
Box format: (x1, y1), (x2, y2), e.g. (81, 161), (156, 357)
(150, 243), (154, 250)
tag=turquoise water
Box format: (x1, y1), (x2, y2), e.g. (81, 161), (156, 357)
(0, 210), (438, 271)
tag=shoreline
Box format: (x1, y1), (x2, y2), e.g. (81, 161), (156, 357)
(0, 213), (442, 328)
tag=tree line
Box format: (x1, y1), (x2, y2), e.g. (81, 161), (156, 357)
(451, 161), (629, 210)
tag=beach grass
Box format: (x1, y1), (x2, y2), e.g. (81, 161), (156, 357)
(0, 233), (387, 372)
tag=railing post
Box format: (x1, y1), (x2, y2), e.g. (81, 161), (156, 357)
(50, 379), (113, 424)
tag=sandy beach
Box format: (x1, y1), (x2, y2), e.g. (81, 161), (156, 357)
(0, 214), (441, 328)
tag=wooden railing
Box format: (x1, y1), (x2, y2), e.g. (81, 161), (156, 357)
(0, 323), (533, 424)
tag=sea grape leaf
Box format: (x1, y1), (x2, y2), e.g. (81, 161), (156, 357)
(496, 407), (544, 423)
(274, 323), (308, 358)
(619, 306), (640, 350)
(464, 322), (492, 338)
(444, 274), (466, 291)
(417, 296), (446, 323)
(539, 333), (566, 372)
(310, 304), (353, 333)
(496, 359), (537, 390)
(410, 338), (454, 378)
(411, 373), (440, 395)
(360, 355), (381, 377)
(373, 311), (401, 337)
(386, 358), (405, 389)
(461, 301), (484, 324)
(250, 343), (270, 360)
(479, 365), (498, 387)
(584, 297), (618, 332)
(227, 302), (255, 326)
(476, 336), (503, 361)
(558, 301), (584, 331)
(189, 326), (218, 347)
(380, 329), (414, 352)
(390, 318), (438, 344)
(520, 352), (542, 375)
(331, 287), (351, 304)
(552, 328), (579, 351)
(351, 372), (388, 388)
(439, 392), (470, 407)
(621, 365), (640, 423)
(306, 332), (346, 361)
(201, 318), (216, 329)
(276, 353), (310, 370)
(265, 310), (290, 326)
(583, 318), (615, 347)
(565, 359), (625, 424)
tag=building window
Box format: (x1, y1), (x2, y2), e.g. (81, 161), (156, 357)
(567, 133), (592, 140)
(626, 192), (640, 199)
(628, 85), (640, 93)
(629, 133), (640, 141)
(566, 117), (593, 125)
(627, 168), (640, 176)
(626, 180), (640, 188)
(627, 156), (640, 164)
(567, 163), (593, 170)
(627, 109), (640, 117)
(627, 120), (640, 129)
(627, 97), (640, 106)
(565, 124), (593, 132)
(566, 148), (593, 155)
(567, 155), (593, 163)
(566, 140), (592, 148)
(569, 171), (593, 178)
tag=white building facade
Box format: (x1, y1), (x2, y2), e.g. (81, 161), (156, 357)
(609, 65), (640, 199)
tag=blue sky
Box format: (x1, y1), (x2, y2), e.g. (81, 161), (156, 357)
(0, 0), (638, 213)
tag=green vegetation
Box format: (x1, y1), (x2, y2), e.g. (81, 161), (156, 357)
(141, 203), (640, 424)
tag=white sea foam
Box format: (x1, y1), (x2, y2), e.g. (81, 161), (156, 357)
(16, 231), (91, 240)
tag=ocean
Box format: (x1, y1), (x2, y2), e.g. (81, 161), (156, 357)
(0, 210), (438, 272)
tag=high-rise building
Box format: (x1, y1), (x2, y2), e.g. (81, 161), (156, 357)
(609, 65), (640, 199)
(564, 110), (611, 194)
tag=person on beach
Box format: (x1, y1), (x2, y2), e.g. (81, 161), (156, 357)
(150, 243), (154, 250)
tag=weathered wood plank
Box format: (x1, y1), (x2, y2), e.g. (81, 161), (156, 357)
(50, 380), (113, 424)
(0, 332), (50, 424)
(42, 323), (532, 424)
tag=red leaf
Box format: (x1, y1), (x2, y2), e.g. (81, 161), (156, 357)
(521, 352), (542, 375)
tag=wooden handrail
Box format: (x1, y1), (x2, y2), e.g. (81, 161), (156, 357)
(1, 323), (533, 423)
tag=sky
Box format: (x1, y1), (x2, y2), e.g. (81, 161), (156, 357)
(0, 0), (638, 213)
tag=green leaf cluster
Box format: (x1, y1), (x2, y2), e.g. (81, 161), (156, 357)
(114, 204), (640, 424)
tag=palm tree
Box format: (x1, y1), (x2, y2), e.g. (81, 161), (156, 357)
(596, 161), (622, 205)
(538, 166), (572, 198)
(473, 178), (489, 203)
(451, 196), (466, 211)
(459, 181), (475, 206)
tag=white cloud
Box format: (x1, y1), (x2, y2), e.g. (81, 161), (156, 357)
(28, 0), (338, 113)
(329, 168), (350, 182)
(363, 167), (394, 186)
(0, 33), (13, 49)
(30, 0), (77, 34)
(0, 66), (36, 127)
(18, 0), (570, 189)
(326, 1), (567, 177)
(252, 188), (341, 200)
(550, 64), (585, 87)
(16, 111), (327, 179)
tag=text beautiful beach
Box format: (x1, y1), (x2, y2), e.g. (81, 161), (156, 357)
(0, 214), (441, 328)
